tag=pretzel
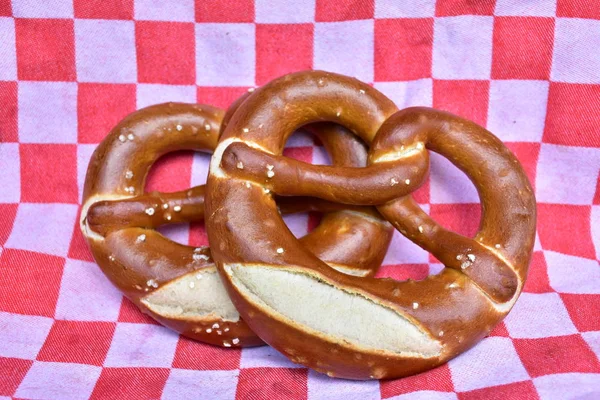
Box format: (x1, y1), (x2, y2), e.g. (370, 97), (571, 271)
(205, 71), (536, 379)
(80, 101), (393, 347)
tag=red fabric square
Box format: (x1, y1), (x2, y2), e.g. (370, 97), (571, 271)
(172, 336), (241, 370)
(557, 0), (600, 19)
(15, 19), (75, 81)
(537, 204), (596, 259)
(307, 212), (322, 233)
(195, 0), (254, 22)
(412, 176), (430, 204)
(90, 367), (169, 400)
(197, 87), (250, 110)
(544, 83), (600, 147)
(189, 221), (210, 248)
(381, 364), (453, 397)
(316, 0), (374, 21)
(514, 334), (600, 377)
(78, 83), (136, 144)
(0, 81), (17, 142)
(20, 144), (78, 204)
(436, 0), (496, 16)
(523, 252), (552, 293)
(374, 18), (433, 81)
(458, 380), (538, 400)
(118, 297), (160, 324)
(74, 0), (133, 19)
(136, 21), (195, 85)
(68, 214), (95, 262)
(375, 264), (430, 281)
(488, 321), (510, 337)
(433, 80), (490, 127)
(0, 249), (64, 317)
(492, 17), (554, 80)
(256, 24), (313, 86)
(283, 146), (313, 163)
(145, 151), (194, 193)
(236, 368), (308, 400)
(0, 204), (18, 246)
(0, 0), (11, 16)
(561, 294), (600, 332)
(0, 357), (32, 396)
(429, 203), (481, 238)
(37, 321), (116, 366)
(504, 142), (540, 191)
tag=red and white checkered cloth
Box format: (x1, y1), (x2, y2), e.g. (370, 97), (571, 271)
(1, 0), (599, 399)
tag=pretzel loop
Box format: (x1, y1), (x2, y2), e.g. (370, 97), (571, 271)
(206, 71), (536, 379)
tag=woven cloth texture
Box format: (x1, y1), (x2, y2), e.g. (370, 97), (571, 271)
(0, 0), (599, 399)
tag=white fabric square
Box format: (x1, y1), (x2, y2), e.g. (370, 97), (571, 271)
(163, 369), (238, 400)
(0, 143), (20, 202)
(18, 82), (77, 144)
(240, 345), (303, 369)
(545, 251), (600, 294)
(77, 144), (96, 203)
(191, 152), (212, 187)
(55, 259), (122, 321)
(487, 80), (549, 142)
(0, 312), (53, 359)
(536, 144), (600, 205)
(307, 369), (381, 400)
(448, 337), (529, 392)
(592, 206), (600, 259)
(582, 331), (600, 360)
(374, 79), (433, 109)
(136, 84), (197, 110)
(0, 17), (16, 80)
(75, 20), (137, 83)
(5, 203), (78, 257)
(433, 16), (493, 79)
(104, 323), (179, 367)
(494, 0), (556, 16)
(286, 130), (315, 148)
(534, 373), (600, 400)
(156, 224), (191, 246)
(383, 229), (429, 265)
(282, 213), (310, 239)
(504, 292), (578, 338)
(134, 0), (195, 22)
(430, 152), (479, 204)
(552, 19), (600, 84)
(390, 391), (458, 400)
(375, 0), (436, 18)
(312, 146), (331, 166)
(15, 361), (100, 400)
(12, 0), (73, 18)
(195, 24), (255, 86)
(314, 20), (374, 83)
(255, 0), (316, 23)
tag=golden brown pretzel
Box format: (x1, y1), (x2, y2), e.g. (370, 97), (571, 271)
(80, 101), (393, 347)
(205, 71), (536, 378)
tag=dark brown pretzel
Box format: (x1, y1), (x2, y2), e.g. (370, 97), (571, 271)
(205, 71), (536, 378)
(80, 101), (393, 347)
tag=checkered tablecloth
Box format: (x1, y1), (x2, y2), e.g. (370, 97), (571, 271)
(1, 0), (599, 399)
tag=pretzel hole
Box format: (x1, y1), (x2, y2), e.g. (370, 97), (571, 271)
(225, 264), (441, 356)
(145, 150), (196, 193)
(279, 129), (333, 237)
(428, 153), (482, 238)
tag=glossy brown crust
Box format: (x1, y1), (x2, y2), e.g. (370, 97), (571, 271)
(80, 101), (393, 348)
(205, 71), (536, 379)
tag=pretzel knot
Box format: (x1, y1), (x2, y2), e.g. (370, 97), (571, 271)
(206, 71), (536, 380)
(79, 101), (394, 348)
